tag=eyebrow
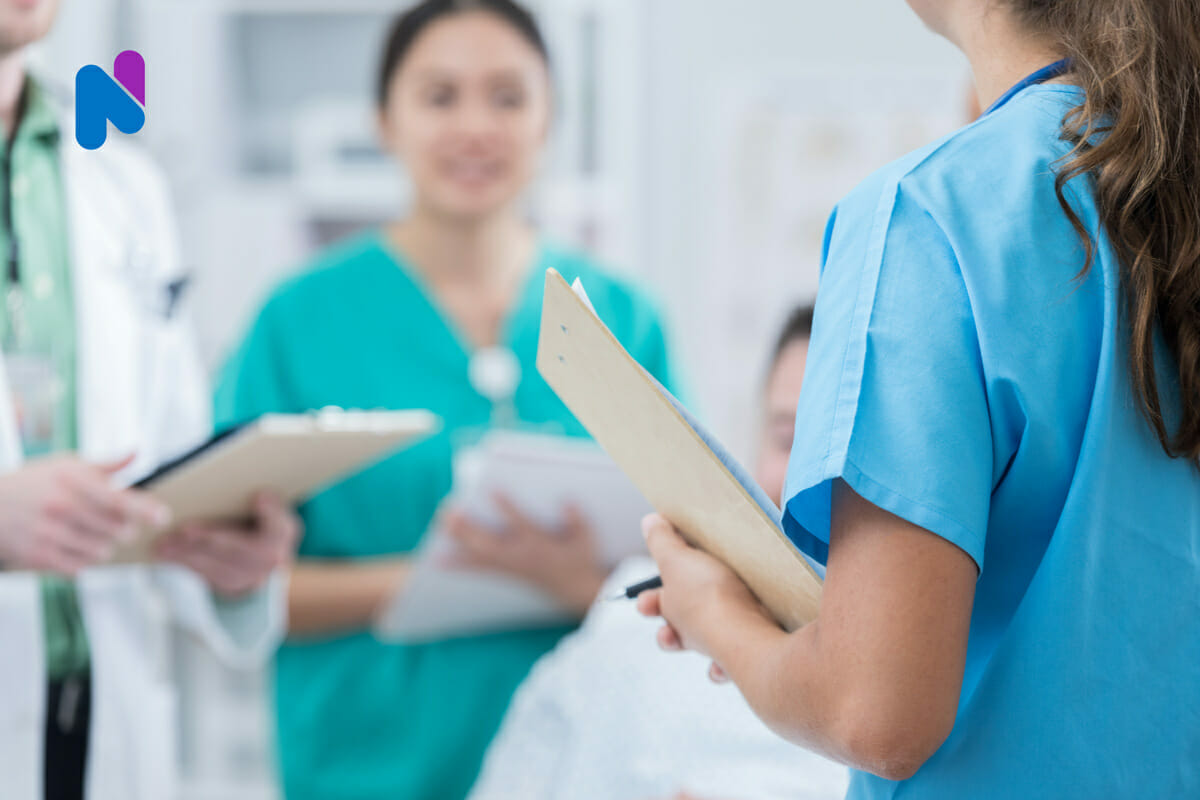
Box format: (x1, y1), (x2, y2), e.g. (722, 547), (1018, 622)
(408, 68), (530, 84)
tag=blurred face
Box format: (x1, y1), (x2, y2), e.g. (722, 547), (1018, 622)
(0, 0), (58, 55)
(755, 339), (809, 508)
(378, 11), (551, 222)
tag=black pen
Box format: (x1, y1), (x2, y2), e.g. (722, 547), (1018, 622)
(609, 575), (662, 601)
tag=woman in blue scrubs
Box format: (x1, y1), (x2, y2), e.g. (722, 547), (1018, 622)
(216, 2), (678, 799)
(637, 1), (1200, 797)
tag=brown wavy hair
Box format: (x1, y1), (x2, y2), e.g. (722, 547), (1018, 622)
(1012, 0), (1200, 465)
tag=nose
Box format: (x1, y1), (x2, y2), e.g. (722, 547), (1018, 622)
(451, 98), (502, 140)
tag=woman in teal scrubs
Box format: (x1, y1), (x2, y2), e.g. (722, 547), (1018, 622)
(637, 1), (1200, 798)
(215, 2), (677, 799)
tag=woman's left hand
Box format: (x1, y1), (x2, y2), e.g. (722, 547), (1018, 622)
(635, 513), (774, 680)
(155, 492), (302, 598)
(443, 495), (608, 615)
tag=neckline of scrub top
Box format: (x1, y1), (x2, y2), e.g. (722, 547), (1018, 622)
(372, 230), (549, 362)
(984, 59), (1072, 116)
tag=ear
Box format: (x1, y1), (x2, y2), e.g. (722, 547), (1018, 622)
(540, 80), (556, 146)
(375, 105), (398, 158)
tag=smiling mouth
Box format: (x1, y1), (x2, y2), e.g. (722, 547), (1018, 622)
(443, 161), (505, 184)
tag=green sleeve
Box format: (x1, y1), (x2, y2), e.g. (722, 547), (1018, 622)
(213, 298), (296, 430)
(210, 301), (301, 619)
(629, 295), (689, 405)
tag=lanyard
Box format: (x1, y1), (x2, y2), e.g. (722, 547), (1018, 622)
(984, 59), (1071, 116)
(2, 80), (26, 286)
(2, 81), (27, 347)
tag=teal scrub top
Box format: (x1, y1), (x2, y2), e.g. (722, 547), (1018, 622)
(215, 233), (678, 800)
(783, 84), (1200, 798)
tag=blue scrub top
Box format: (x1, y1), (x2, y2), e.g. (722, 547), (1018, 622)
(783, 84), (1200, 798)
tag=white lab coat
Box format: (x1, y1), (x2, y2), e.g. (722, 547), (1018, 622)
(0, 101), (285, 800)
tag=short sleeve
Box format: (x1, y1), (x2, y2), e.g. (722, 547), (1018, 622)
(213, 296), (299, 430)
(782, 184), (993, 572)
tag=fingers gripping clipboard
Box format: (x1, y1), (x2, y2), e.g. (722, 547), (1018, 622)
(113, 410), (440, 563)
(536, 269), (822, 631)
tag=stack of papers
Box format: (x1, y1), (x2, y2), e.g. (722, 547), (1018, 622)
(374, 430), (652, 642)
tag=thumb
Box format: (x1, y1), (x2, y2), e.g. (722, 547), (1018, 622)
(563, 505), (592, 540)
(96, 453), (137, 476)
(641, 513), (688, 564)
(708, 661), (731, 683)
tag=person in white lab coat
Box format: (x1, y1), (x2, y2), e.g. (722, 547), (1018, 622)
(0, 2), (299, 799)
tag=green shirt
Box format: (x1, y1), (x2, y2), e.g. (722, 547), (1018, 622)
(0, 78), (89, 680)
(215, 234), (679, 800)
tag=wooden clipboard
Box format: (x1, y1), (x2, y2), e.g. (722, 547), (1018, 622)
(536, 269), (822, 630)
(112, 409), (440, 563)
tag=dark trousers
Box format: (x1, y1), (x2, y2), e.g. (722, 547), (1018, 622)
(44, 676), (90, 800)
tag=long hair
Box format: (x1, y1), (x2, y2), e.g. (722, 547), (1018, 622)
(1013, 0), (1200, 465)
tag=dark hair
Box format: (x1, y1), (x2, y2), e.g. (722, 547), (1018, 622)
(1012, 0), (1200, 465)
(376, 0), (550, 108)
(770, 304), (815, 366)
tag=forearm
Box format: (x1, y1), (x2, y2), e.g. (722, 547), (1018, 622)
(643, 484), (974, 783)
(710, 604), (957, 781)
(152, 566), (285, 667)
(287, 558), (411, 637)
(705, 609), (847, 759)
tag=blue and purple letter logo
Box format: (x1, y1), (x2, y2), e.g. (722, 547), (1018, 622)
(75, 50), (146, 150)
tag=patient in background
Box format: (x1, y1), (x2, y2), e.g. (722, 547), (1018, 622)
(467, 305), (848, 800)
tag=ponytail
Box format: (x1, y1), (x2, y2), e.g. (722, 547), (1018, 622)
(1014, 0), (1200, 465)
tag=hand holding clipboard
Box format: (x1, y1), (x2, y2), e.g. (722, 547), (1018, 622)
(114, 410), (439, 563)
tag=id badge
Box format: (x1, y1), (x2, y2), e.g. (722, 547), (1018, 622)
(5, 347), (65, 458)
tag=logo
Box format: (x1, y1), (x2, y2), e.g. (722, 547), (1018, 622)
(75, 50), (146, 150)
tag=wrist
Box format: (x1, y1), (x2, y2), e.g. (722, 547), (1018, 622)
(544, 564), (606, 616)
(706, 599), (785, 680)
(366, 559), (410, 610)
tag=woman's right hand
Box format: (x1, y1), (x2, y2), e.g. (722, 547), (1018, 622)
(0, 455), (171, 574)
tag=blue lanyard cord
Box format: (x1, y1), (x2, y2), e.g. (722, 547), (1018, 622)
(984, 59), (1072, 116)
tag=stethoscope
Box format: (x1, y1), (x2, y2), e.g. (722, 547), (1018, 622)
(983, 59), (1072, 116)
(469, 345), (521, 427)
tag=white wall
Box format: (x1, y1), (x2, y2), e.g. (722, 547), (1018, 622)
(34, 0), (966, 463)
(640, 0), (965, 456)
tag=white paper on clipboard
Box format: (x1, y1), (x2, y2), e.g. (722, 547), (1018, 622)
(373, 429), (653, 642)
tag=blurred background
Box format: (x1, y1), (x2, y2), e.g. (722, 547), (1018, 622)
(30, 1), (966, 797)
